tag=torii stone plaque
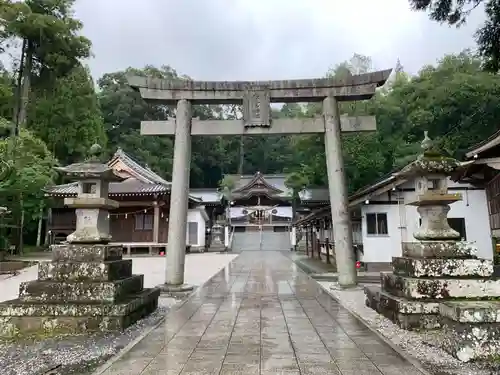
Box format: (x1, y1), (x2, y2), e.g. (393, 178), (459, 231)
(128, 70), (392, 289)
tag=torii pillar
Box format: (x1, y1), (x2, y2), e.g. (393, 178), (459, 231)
(128, 70), (392, 289)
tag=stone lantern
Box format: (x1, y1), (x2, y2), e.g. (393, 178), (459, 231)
(365, 132), (500, 363)
(55, 144), (123, 243)
(211, 224), (224, 246)
(0, 144), (160, 338)
(395, 131), (462, 241)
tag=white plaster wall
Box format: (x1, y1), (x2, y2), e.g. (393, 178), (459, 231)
(187, 209), (207, 247)
(360, 204), (402, 263)
(230, 206), (247, 218)
(274, 206), (292, 218)
(360, 178), (493, 262)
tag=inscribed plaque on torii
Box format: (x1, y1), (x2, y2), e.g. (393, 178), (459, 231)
(243, 89), (271, 127)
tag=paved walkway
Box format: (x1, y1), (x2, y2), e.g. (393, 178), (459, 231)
(99, 251), (425, 375)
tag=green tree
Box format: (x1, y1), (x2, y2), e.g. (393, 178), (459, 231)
(0, 122), (57, 251)
(29, 65), (106, 164)
(98, 66), (244, 187)
(408, 0), (500, 71)
(0, 0), (91, 130)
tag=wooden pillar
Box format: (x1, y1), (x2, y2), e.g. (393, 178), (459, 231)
(309, 225), (314, 259)
(326, 218), (331, 264)
(153, 201), (160, 243)
(325, 236), (330, 265)
(305, 225), (309, 256)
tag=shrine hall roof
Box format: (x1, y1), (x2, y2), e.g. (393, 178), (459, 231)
(45, 180), (169, 197)
(465, 129), (500, 159)
(44, 148), (201, 202)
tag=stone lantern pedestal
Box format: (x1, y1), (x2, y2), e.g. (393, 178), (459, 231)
(364, 133), (500, 362)
(0, 145), (160, 338)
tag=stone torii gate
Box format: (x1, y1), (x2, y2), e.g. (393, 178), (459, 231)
(128, 70), (391, 289)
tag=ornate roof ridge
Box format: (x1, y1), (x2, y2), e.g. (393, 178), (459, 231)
(232, 171), (283, 194)
(109, 148), (171, 186)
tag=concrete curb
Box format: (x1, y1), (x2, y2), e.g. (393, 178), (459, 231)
(316, 282), (433, 375)
(292, 257), (380, 284)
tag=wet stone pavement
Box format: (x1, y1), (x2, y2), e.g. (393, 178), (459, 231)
(99, 251), (425, 375)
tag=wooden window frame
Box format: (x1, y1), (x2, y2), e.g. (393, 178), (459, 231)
(366, 212), (388, 236)
(135, 213), (153, 231)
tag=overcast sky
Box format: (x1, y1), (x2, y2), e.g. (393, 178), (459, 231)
(74, 0), (485, 81)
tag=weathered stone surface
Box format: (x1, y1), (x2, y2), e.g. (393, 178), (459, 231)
(392, 257), (493, 278)
(0, 288), (159, 317)
(381, 272), (500, 299)
(38, 259), (132, 281)
(364, 285), (380, 311)
(51, 244), (122, 262)
(441, 317), (500, 362)
(19, 275), (144, 303)
(379, 289), (440, 315)
(402, 241), (477, 259)
(127, 69), (393, 104)
(412, 203), (462, 241)
(0, 288), (159, 338)
(364, 285), (441, 330)
(440, 301), (500, 323)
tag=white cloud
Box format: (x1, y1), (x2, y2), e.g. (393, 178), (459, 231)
(74, 0), (484, 80)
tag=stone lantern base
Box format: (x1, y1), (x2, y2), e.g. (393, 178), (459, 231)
(0, 243), (160, 338)
(364, 240), (500, 362)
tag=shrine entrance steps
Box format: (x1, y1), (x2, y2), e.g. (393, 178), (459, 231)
(231, 228), (291, 252)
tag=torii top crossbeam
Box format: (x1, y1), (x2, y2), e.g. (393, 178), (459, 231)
(127, 69), (392, 104)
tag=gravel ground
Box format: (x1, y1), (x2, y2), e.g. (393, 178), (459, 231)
(319, 281), (500, 375)
(0, 253), (238, 375)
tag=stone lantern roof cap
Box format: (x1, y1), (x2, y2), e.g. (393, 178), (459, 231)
(54, 144), (125, 182)
(395, 131), (461, 177)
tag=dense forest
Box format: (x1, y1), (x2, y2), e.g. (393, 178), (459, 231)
(0, 0), (499, 249)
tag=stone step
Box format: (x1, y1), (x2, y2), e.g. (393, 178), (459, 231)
(392, 257), (493, 278)
(441, 317), (500, 362)
(38, 259), (132, 282)
(440, 301), (500, 324)
(381, 272), (500, 300)
(402, 241), (477, 259)
(19, 275), (144, 303)
(364, 285), (381, 311)
(364, 285), (441, 330)
(439, 302), (500, 362)
(51, 244), (123, 262)
(0, 288), (160, 338)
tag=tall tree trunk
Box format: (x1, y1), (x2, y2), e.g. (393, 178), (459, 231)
(17, 40), (33, 131)
(36, 202), (44, 247)
(18, 193), (24, 254)
(12, 39), (26, 135)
